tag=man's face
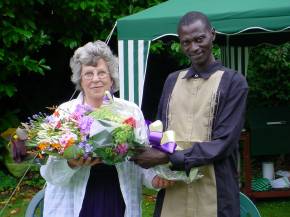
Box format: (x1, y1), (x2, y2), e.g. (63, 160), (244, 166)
(179, 20), (215, 68)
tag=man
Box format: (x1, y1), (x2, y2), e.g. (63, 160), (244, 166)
(132, 11), (248, 217)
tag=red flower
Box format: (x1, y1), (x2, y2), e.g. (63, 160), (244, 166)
(55, 121), (62, 129)
(123, 117), (136, 128)
(53, 110), (60, 117)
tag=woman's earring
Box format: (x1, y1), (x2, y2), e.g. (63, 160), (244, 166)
(110, 84), (114, 94)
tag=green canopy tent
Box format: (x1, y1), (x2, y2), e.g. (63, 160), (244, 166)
(117, 0), (290, 105)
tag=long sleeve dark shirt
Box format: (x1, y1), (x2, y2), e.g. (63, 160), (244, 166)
(156, 61), (248, 217)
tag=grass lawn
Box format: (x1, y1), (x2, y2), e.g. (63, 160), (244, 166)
(0, 187), (157, 217)
(142, 188), (157, 217)
(142, 188), (290, 217)
(0, 187), (40, 217)
(1, 175), (290, 217)
(255, 198), (290, 217)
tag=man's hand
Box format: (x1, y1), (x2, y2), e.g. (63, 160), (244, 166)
(131, 147), (169, 169)
(67, 156), (102, 169)
(152, 175), (175, 189)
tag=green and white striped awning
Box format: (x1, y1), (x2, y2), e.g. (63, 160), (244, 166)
(118, 40), (150, 106)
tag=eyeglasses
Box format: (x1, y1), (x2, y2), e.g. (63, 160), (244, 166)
(81, 71), (109, 80)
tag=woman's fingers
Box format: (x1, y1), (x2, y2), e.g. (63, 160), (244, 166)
(84, 157), (102, 166)
(67, 157), (83, 168)
(83, 157), (92, 166)
(168, 180), (175, 186)
(68, 156), (102, 168)
(158, 178), (173, 188)
(91, 157), (102, 166)
(152, 176), (175, 188)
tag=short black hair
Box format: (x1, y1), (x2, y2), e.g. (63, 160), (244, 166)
(177, 11), (212, 34)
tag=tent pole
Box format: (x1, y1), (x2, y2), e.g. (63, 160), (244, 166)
(226, 35), (230, 67)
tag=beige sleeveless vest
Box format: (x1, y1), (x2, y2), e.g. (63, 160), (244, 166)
(160, 70), (224, 217)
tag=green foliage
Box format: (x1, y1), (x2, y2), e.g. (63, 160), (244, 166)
(89, 106), (122, 123)
(247, 43), (290, 107)
(0, 0), (166, 97)
(150, 40), (190, 67)
(212, 44), (221, 60)
(62, 145), (83, 159)
(169, 41), (191, 67)
(0, 170), (17, 191)
(0, 0), (166, 99)
(112, 125), (134, 144)
(22, 172), (45, 188)
(0, 0), (51, 99)
(0, 138), (6, 162)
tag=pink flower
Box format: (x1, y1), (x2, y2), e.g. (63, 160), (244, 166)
(115, 144), (128, 155)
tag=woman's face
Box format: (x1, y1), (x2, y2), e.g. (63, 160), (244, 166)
(80, 58), (113, 104)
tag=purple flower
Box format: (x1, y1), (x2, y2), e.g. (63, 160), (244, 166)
(102, 90), (114, 104)
(32, 114), (39, 119)
(102, 95), (110, 104)
(78, 116), (94, 135)
(74, 104), (93, 117)
(78, 141), (93, 153)
(45, 115), (57, 123)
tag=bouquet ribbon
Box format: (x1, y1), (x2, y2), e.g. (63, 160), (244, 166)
(148, 121), (202, 183)
(148, 120), (177, 154)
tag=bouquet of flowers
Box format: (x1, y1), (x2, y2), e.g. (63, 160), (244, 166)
(16, 92), (144, 165)
(148, 120), (203, 183)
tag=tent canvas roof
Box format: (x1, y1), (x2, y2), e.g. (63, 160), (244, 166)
(117, 0), (290, 40)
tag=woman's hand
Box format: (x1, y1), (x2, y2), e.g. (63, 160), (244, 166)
(152, 175), (175, 189)
(67, 157), (102, 169)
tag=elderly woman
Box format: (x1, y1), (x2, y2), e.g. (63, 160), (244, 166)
(40, 41), (172, 217)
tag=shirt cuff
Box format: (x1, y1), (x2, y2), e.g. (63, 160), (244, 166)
(168, 150), (186, 171)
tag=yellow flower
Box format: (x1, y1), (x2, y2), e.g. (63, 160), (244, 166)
(38, 143), (48, 151)
(52, 143), (61, 150)
(64, 138), (75, 149)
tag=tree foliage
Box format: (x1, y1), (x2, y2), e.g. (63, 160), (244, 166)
(1, 0), (51, 99)
(247, 42), (290, 107)
(0, 0), (165, 99)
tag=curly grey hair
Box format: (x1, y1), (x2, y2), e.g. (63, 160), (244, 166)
(70, 40), (119, 92)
